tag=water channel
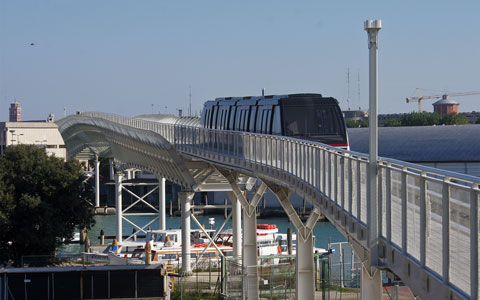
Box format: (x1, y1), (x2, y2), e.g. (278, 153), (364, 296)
(59, 214), (346, 254)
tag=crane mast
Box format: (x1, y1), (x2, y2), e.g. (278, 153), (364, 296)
(406, 89), (480, 112)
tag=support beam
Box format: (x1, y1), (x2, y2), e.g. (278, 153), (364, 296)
(179, 191), (194, 275)
(263, 180), (322, 300)
(115, 172), (123, 242)
(361, 265), (382, 300)
(228, 192), (242, 257)
(95, 156), (100, 207)
(109, 158), (114, 181)
(243, 207), (258, 300)
(158, 177), (166, 230)
(296, 231), (315, 300)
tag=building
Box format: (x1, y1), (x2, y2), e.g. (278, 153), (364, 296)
(9, 101), (21, 122)
(343, 109), (368, 121)
(0, 121), (67, 159)
(348, 125), (480, 177)
(461, 111), (480, 124)
(433, 97), (459, 117)
(1, 102), (66, 159)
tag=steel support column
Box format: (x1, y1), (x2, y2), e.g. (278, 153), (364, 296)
(115, 172), (123, 242)
(243, 207), (258, 300)
(158, 177), (166, 230)
(361, 265), (382, 300)
(265, 181), (320, 300)
(108, 158), (114, 181)
(179, 191), (194, 275)
(296, 231), (315, 300)
(95, 156), (100, 207)
(228, 192), (242, 257)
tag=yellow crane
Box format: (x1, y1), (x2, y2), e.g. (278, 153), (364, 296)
(406, 88), (480, 112)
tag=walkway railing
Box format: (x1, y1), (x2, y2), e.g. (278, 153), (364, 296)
(65, 112), (480, 299)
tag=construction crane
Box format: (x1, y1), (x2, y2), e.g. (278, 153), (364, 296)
(406, 88), (480, 112)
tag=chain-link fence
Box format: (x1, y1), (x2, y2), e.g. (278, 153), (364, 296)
(328, 242), (361, 289)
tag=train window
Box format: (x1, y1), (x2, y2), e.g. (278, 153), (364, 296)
(263, 109), (272, 134)
(212, 106), (218, 129)
(283, 105), (341, 137)
(256, 109), (264, 133)
(219, 109), (226, 130)
(272, 106), (282, 135)
(205, 108), (211, 128)
(201, 109), (207, 126)
(224, 108), (230, 129)
(229, 106), (236, 130)
(249, 107), (257, 132)
(239, 110), (246, 131)
(243, 109), (250, 131)
(243, 107), (252, 131)
(261, 110), (268, 133)
(235, 109), (241, 130)
(266, 109), (272, 134)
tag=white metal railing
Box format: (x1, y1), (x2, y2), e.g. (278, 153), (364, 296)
(64, 112), (480, 298)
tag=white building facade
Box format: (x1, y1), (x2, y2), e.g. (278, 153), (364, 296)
(0, 122), (66, 160)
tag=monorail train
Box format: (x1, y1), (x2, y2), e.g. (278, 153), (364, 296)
(200, 93), (349, 149)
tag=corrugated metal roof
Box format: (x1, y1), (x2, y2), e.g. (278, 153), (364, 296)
(348, 125), (480, 162)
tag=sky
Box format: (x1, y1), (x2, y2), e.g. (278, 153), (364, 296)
(1, 1), (479, 121)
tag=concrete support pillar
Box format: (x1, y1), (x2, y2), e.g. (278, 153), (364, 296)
(115, 173), (123, 243)
(361, 265), (382, 300)
(179, 191), (194, 275)
(159, 177), (166, 230)
(229, 193), (242, 257)
(296, 232), (315, 300)
(108, 159), (114, 181)
(95, 156), (100, 207)
(243, 210), (258, 299)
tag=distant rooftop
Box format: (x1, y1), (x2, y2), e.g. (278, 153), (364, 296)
(348, 125), (480, 162)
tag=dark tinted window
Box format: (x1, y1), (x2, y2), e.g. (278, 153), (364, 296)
(229, 106), (236, 130)
(212, 106), (218, 129)
(272, 106), (282, 134)
(249, 106), (257, 132)
(283, 105), (346, 144)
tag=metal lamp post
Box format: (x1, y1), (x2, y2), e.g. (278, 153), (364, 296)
(365, 18), (381, 265)
(9, 130), (15, 145)
(362, 19), (383, 300)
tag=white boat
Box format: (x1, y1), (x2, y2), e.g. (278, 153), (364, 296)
(218, 224), (328, 256)
(96, 224), (326, 265)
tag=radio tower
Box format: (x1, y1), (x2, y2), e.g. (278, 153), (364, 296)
(357, 70), (361, 109)
(346, 68), (351, 110)
(189, 85), (192, 117)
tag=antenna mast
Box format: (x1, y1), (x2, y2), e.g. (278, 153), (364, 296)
(189, 85), (192, 117)
(346, 68), (351, 110)
(357, 70), (361, 109)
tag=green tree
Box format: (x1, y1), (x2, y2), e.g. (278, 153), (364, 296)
(346, 119), (368, 128)
(0, 145), (94, 265)
(401, 112), (441, 126)
(440, 113), (469, 125)
(383, 118), (402, 127)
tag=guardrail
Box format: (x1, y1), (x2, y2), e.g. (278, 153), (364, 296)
(62, 112), (480, 298)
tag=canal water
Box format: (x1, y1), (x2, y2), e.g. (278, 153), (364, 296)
(59, 214), (346, 254)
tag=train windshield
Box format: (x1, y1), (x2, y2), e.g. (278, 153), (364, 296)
(283, 105), (346, 144)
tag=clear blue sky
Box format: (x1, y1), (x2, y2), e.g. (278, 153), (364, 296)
(1, 1), (479, 121)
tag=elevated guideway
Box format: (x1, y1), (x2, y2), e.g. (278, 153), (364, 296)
(57, 112), (480, 300)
